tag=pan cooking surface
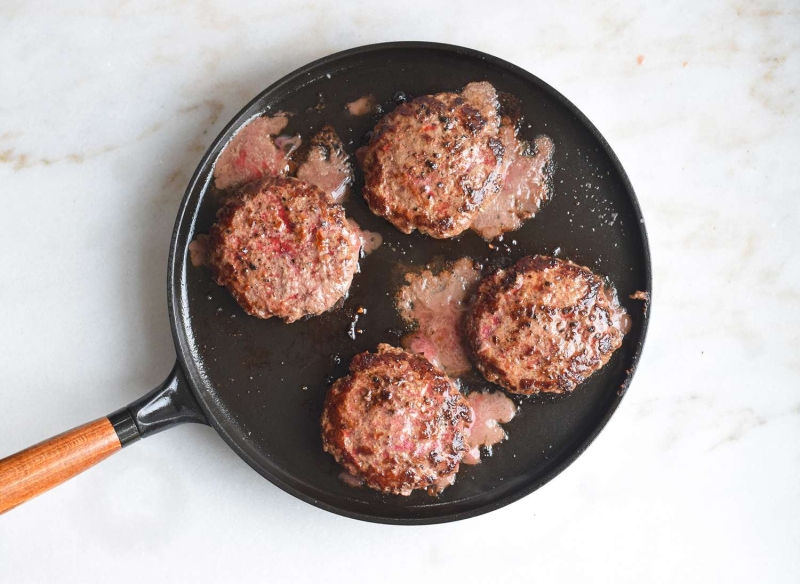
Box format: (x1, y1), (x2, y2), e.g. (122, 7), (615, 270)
(169, 43), (650, 524)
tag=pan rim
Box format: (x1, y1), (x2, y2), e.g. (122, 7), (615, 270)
(167, 41), (652, 525)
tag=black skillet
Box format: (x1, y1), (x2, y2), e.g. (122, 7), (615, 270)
(0, 42), (651, 524)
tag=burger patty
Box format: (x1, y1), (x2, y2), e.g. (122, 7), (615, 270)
(321, 344), (472, 496)
(465, 256), (628, 394)
(360, 81), (506, 239)
(206, 176), (361, 323)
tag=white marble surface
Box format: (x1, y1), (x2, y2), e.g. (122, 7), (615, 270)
(1, 1), (798, 582)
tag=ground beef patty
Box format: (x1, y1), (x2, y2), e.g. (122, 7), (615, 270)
(321, 344), (472, 495)
(466, 256), (629, 394)
(360, 81), (506, 239)
(206, 176), (361, 323)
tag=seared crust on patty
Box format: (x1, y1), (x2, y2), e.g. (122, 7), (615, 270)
(206, 176), (361, 323)
(360, 81), (506, 239)
(321, 344), (472, 495)
(465, 256), (627, 394)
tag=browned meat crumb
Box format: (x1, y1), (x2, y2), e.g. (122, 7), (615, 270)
(346, 95), (377, 116)
(188, 234), (209, 267)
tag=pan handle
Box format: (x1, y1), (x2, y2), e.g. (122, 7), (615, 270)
(0, 362), (207, 514)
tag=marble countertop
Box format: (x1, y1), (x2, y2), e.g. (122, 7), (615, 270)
(1, 1), (798, 582)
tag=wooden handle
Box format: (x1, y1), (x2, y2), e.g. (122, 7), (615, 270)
(0, 418), (121, 514)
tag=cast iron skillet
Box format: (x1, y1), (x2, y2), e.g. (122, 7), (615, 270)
(0, 42), (651, 524)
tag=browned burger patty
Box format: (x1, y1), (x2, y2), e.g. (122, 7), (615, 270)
(360, 82), (506, 239)
(466, 256), (628, 394)
(206, 176), (361, 323)
(321, 344), (472, 495)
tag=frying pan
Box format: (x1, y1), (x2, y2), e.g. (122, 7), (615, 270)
(0, 42), (651, 524)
